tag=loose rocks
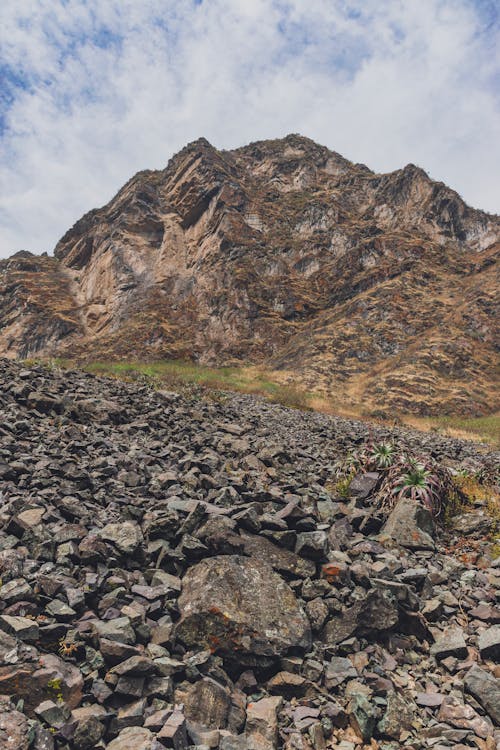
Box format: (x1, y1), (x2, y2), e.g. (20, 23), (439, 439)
(0, 358), (498, 748)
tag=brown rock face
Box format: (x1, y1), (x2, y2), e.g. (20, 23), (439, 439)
(1, 134), (498, 414)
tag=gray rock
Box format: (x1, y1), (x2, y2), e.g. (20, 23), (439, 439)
(99, 521), (143, 554)
(0, 696), (30, 750)
(107, 726), (159, 750)
(478, 625), (500, 661)
(181, 677), (231, 729)
(323, 588), (399, 644)
(464, 664), (500, 725)
(175, 555), (311, 661)
(381, 498), (435, 550)
(430, 628), (468, 661)
(377, 691), (416, 740)
(348, 693), (377, 742)
(324, 657), (357, 688)
(349, 472), (380, 499)
(0, 613), (39, 642)
(295, 531), (328, 560)
(157, 710), (189, 748)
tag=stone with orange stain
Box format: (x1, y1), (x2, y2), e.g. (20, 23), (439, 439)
(175, 555), (311, 662)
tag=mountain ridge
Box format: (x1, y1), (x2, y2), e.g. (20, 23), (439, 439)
(0, 134), (498, 416)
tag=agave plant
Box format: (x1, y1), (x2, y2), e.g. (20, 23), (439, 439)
(379, 456), (453, 519)
(365, 441), (397, 470)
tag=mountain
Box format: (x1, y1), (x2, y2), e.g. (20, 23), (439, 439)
(0, 134), (498, 415)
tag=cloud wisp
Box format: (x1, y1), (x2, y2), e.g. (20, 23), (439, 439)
(0, 0), (498, 257)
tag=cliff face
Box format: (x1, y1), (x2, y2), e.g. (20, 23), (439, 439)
(1, 135), (498, 415)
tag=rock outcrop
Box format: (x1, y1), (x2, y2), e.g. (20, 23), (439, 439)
(1, 135), (499, 415)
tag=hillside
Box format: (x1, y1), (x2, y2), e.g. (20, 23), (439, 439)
(0, 135), (498, 415)
(0, 359), (498, 748)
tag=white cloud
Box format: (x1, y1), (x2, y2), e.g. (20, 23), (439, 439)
(0, 0), (498, 257)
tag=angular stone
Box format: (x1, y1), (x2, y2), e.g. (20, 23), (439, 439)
(0, 614), (39, 642)
(45, 599), (76, 620)
(0, 696), (30, 750)
(381, 498), (435, 550)
(181, 677), (231, 729)
(110, 655), (156, 676)
(175, 555), (311, 661)
(0, 654), (83, 715)
(72, 715), (105, 750)
(93, 617), (135, 645)
(323, 588), (399, 645)
(324, 657), (357, 689)
(464, 664), (500, 725)
(452, 511), (492, 534)
(107, 726), (158, 750)
(16, 507), (45, 530)
(305, 598), (329, 631)
(377, 691), (416, 739)
(220, 736), (248, 750)
(348, 693), (377, 742)
(34, 699), (70, 728)
(478, 626), (500, 661)
(267, 671), (307, 697)
(99, 521), (143, 554)
(246, 696), (282, 749)
(415, 692), (444, 707)
(437, 695), (493, 739)
(112, 698), (147, 733)
(295, 531), (328, 560)
(349, 472), (380, 499)
(158, 709), (189, 748)
(430, 628), (468, 661)
(241, 534), (315, 579)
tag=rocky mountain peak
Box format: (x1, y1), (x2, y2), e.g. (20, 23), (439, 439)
(1, 135), (498, 416)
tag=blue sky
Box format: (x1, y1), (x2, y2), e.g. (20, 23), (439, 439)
(0, 0), (498, 257)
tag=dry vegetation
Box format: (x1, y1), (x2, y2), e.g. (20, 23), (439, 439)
(43, 357), (499, 446)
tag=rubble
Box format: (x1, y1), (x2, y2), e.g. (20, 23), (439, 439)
(0, 358), (498, 748)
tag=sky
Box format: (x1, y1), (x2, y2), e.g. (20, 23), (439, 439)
(0, 0), (499, 258)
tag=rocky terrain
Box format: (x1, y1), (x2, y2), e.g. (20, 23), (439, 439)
(0, 358), (498, 749)
(0, 134), (499, 415)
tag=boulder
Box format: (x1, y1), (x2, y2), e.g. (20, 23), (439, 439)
(381, 498), (435, 550)
(175, 556), (311, 662)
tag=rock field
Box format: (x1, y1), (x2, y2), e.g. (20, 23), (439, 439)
(0, 358), (498, 749)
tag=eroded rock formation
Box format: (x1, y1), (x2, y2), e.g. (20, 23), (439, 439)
(1, 135), (498, 414)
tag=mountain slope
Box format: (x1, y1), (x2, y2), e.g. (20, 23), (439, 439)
(1, 134), (498, 415)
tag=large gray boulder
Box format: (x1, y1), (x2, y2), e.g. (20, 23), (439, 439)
(175, 556), (311, 662)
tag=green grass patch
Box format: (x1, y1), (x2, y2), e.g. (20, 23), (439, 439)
(426, 414), (499, 447)
(60, 359), (313, 410)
